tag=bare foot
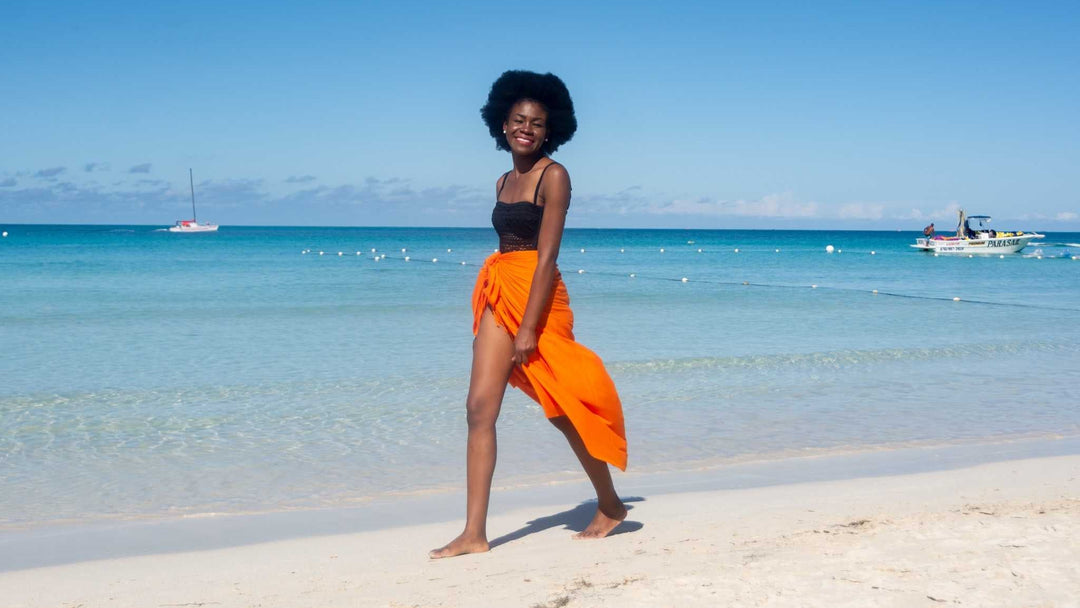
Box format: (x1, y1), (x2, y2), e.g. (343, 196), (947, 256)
(428, 533), (490, 559)
(573, 503), (627, 539)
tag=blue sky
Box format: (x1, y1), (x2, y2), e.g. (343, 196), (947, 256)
(2, 0), (1078, 229)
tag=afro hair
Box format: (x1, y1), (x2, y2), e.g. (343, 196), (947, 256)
(481, 70), (577, 155)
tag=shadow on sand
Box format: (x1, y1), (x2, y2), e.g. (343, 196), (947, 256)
(488, 496), (645, 549)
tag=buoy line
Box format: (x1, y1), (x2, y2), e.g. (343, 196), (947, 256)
(299, 250), (1080, 313)
(568, 269), (1080, 313)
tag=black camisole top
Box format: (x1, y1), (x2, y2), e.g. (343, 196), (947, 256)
(491, 163), (555, 253)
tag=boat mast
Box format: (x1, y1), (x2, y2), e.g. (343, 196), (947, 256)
(189, 168), (197, 223)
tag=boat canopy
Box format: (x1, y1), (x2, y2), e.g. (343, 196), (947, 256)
(966, 215), (993, 232)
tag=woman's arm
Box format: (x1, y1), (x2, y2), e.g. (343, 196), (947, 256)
(512, 163), (570, 365)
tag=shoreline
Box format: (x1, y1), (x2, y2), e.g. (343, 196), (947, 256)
(2, 452), (1077, 607)
(3, 434), (1078, 574)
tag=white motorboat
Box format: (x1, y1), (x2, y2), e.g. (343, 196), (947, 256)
(911, 210), (1041, 254)
(168, 169), (218, 233)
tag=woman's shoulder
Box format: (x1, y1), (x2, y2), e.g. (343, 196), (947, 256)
(541, 160), (570, 185)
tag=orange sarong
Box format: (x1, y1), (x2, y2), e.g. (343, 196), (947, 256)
(471, 250), (627, 471)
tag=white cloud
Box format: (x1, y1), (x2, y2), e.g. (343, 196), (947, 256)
(895, 202), (961, 221)
(1056, 211), (1078, 221)
(837, 202), (885, 220)
(34, 166), (66, 179)
(646, 192), (819, 218)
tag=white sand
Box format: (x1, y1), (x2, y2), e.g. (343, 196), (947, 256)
(3, 455), (1078, 608)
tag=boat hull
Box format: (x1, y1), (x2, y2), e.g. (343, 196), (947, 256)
(911, 234), (1043, 254)
(168, 223), (219, 233)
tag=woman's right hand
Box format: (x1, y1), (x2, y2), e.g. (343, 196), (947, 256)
(512, 329), (537, 366)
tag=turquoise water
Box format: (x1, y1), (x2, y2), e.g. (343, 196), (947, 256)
(2, 225), (1079, 528)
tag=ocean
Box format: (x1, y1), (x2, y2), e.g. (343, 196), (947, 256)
(2, 224), (1079, 529)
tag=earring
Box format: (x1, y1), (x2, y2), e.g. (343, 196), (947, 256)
(503, 130), (507, 134)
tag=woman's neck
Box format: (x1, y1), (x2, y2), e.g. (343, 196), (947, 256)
(511, 152), (546, 175)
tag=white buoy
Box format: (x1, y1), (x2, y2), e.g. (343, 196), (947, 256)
(811, 284), (817, 289)
(404, 256), (410, 261)
(734, 248), (740, 253)
(432, 258), (438, 263)
(687, 240), (694, 244)
(447, 248), (452, 253)
(1, 231), (7, 237)
(953, 297), (961, 301)
(999, 255), (1004, 259)
(338, 252), (343, 256)
(681, 277), (688, 283)
(837, 249), (842, 253)
(775, 249), (780, 253)
(401, 248), (407, 253)
(373, 256), (379, 261)
(659, 248), (665, 253)
(578, 269), (584, 274)
(742, 281), (749, 285)
(629, 273), (636, 278)
(302, 250), (307, 254)
(933, 253), (939, 257)
(319, 251), (324, 256)
(1037, 255), (1043, 259)
(870, 251), (876, 255)
(580, 248), (585, 253)
(356, 251), (361, 256)
(968, 254), (973, 258)
(380, 254), (386, 259)
(826, 245), (834, 253)
(697, 248), (702, 253)
(371, 248), (376, 253)
(872, 290), (879, 294)
(620, 248), (625, 253)
(461, 261), (467, 265)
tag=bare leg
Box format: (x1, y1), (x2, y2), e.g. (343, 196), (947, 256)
(429, 308), (515, 558)
(548, 416), (627, 539)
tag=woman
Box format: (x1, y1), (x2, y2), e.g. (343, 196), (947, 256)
(430, 71), (628, 559)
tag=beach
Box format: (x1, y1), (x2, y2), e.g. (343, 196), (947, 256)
(3, 452), (1078, 607)
(6, 2), (1080, 604)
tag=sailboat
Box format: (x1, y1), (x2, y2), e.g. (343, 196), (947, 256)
(168, 169), (219, 232)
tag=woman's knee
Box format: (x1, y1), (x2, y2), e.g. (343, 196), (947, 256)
(466, 396), (499, 429)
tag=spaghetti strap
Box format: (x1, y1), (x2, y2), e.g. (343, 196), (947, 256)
(497, 171), (511, 197)
(533, 163), (555, 204)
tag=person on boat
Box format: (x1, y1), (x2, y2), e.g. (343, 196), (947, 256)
(923, 223), (935, 238)
(429, 70), (628, 559)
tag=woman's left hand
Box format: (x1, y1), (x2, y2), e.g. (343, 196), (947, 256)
(512, 330), (537, 365)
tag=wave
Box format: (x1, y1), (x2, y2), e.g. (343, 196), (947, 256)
(608, 340), (1074, 374)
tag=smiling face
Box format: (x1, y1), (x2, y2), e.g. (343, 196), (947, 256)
(503, 99), (549, 156)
